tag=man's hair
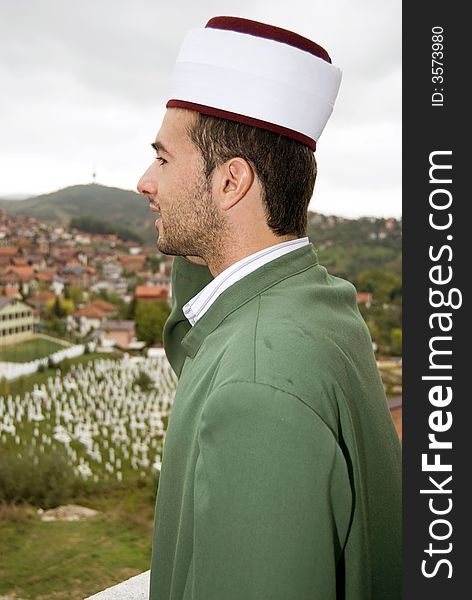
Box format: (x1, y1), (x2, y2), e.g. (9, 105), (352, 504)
(187, 113), (317, 237)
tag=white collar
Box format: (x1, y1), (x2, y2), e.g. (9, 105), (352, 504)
(182, 237), (309, 326)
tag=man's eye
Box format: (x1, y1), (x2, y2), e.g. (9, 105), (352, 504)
(155, 156), (166, 165)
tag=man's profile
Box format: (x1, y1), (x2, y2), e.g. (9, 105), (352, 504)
(138, 16), (401, 600)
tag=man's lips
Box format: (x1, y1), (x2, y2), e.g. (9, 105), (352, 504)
(150, 202), (162, 230)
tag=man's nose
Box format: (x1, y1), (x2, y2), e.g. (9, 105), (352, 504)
(137, 163), (157, 197)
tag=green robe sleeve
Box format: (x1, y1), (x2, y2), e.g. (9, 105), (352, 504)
(162, 256), (213, 377)
(188, 381), (353, 600)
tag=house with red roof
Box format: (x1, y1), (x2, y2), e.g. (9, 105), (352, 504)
(120, 254), (146, 273)
(135, 285), (170, 303)
(70, 300), (118, 336)
(99, 320), (136, 349)
(0, 247), (19, 267)
(356, 292), (373, 308)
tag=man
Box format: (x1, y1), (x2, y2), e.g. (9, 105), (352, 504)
(138, 16), (401, 600)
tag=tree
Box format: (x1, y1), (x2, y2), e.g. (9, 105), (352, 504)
(148, 255), (162, 273)
(64, 285), (84, 306)
(43, 316), (67, 338)
(354, 269), (402, 305)
(127, 296), (138, 320)
(135, 301), (171, 345)
(0, 377), (9, 397)
(53, 296), (66, 318)
(390, 328), (402, 356)
(46, 297), (75, 318)
(134, 370), (155, 392)
(365, 319), (380, 343)
(358, 302), (402, 357)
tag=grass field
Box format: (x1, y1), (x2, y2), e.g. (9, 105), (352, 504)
(0, 338), (66, 363)
(0, 351), (161, 599)
(0, 482), (155, 600)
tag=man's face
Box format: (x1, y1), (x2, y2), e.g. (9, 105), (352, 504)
(137, 108), (223, 257)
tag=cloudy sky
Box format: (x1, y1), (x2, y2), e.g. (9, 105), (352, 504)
(0, 0), (401, 218)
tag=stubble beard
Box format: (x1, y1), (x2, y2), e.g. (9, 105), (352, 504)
(157, 177), (227, 264)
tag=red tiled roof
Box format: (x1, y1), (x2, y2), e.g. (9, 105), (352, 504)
(0, 247), (18, 256)
(27, 292), (55, 308)
(120, 254), (146, 264)
(36, 270), (56, 281)
(135, 285), (169, 300)
(4, 265), (35, 281)
(356, 292), (373, 303)
(66, 258), (81, 266)
(1, 272), (20, 283)
(88, 300), (116, 313)
(74, 306), (107, 319)
(4, 286), (19, 298)
(12, 258), (28, 266)
(73, 300), (117, 319)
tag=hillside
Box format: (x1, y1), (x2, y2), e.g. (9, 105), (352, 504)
(0, 184), (155, 244)
(0, 184), (402, 276)
(307, 213), (402, 279)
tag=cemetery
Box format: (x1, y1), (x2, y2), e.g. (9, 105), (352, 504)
(0, 354), (177, 485)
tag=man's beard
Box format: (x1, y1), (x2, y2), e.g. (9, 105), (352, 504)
(157, 178), (226, 262)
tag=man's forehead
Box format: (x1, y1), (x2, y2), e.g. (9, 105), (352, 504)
(155, 108), (196, 151)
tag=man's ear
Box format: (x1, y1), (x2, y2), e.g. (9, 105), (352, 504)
(214, 157), (254, 211)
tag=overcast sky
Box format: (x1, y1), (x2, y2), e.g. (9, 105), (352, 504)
(0, 0), (401, 218)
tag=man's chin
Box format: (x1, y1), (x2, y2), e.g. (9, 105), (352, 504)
(156, 238), (186, 257)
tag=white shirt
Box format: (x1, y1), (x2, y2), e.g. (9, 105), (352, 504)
(183, 237), (310, 326)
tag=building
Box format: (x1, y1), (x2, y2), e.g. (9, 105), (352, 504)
(356, 292), (373, 308)
(2, 265), (36, 296)
(26, 291), (56, 313)
(135, 285), (170, 303)
(120, 254), (146, 273)
(0, 247), (19, 267)
(99, 320), (136, 349)
(0, 297), (35, 346)
(70, 300), (117, 337)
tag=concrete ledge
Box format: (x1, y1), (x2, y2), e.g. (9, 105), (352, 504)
(85, 571), (149, 599)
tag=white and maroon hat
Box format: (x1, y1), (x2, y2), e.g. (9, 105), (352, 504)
(166, 16), (342, 151)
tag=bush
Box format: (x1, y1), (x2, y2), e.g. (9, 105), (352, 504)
(59, 358), (72, 374)
(135, 301), (171, 345)
(0, 377), (9, 397)
(133, 370), (154, 392)
(0, 449), (83, 508)
(390, 328), (403, 356)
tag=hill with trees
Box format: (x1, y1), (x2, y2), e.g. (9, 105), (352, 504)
(0, 184), (153, 243)
(308, 213), (402, 356)
(1, 185), (402, 274)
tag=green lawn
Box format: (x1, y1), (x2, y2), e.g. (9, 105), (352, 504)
(0, 514), (152, 599)
(0, 484), (155, 600)
(0, 338), (66, 363)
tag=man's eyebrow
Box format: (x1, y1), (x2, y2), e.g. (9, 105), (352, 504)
(151, 141), (171, 156)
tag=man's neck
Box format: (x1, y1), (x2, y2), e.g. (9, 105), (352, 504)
(207, 234), (299, 277)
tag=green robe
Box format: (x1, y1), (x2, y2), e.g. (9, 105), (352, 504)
(150, 244), (401, 599)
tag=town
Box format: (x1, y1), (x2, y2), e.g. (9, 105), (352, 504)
(0, 197), (402, 599)
(0, 207), (173, 357)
